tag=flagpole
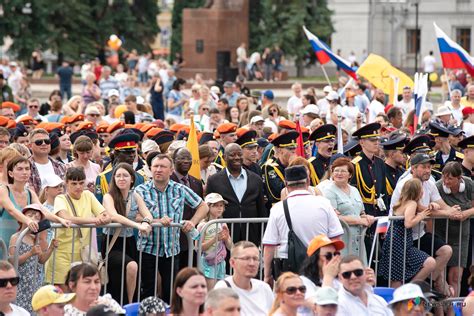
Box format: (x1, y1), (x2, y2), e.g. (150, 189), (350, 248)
(444, 68), (452, 99)
(320, 64), (332, 86)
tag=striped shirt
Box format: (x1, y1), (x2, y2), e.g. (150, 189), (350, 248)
(135, 179), (202, 257)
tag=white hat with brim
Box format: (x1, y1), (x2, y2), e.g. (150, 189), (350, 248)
(205, 193), (228, 204)
(308, 287), (338, 306)
(387, 284), (429, 309)
(326, 91), (339, 101)
(301, 104), (320, 116)
(250, 115), (265, 124)
(435, 105), (451, 117)
(323, 85), (333, 93)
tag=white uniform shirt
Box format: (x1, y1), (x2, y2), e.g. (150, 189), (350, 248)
(262, 190), (344, 258)
(337, 286), (393, 316)
(215, 277), (274, 316)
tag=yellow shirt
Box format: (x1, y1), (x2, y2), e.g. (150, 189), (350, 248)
(461, 96), (474, 108)
(53, 191), (105, 252)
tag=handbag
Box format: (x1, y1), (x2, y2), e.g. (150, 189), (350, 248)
(204, 240), (227, 265)
(281, 199), (307, 273)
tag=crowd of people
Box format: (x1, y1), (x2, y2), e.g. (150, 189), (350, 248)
(1, 53), (474, 316)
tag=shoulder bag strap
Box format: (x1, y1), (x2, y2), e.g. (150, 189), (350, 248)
(106, 194), (131, 256)
(283, 199), (293, 232)
(224, 279), (232, 288)
(65, 194), (83, 239)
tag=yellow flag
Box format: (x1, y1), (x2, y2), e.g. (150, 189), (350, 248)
(357, 54), (413, 95)
(187, 117), (201, 180)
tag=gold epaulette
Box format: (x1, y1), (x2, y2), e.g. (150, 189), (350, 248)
(212, 162), (224, 170)
(352, 156), (362, 164)
(308, 156), (316, 163)
(456, 152), (464, 159)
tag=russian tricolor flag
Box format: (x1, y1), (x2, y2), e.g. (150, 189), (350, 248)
(434, 22), (474, 76)
(303, 26), (357, 80)
(376, 216), (389, 234)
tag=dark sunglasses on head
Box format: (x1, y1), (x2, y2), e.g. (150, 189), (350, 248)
(323, 251), (341, 261)
(284, 285), (306, 295)
(0, 277), (20, 287)
(34, 139), (51, 146)
(341, 268), (364, 279)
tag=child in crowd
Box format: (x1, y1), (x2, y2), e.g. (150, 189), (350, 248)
(197, 193), (233, 289)
(39, 174), (65, 243)
(8, 204), (58, 313)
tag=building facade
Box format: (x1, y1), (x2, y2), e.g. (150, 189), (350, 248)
(328, 0), (474, 71)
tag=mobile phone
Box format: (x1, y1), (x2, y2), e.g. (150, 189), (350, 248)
(33, 220), (51, 234)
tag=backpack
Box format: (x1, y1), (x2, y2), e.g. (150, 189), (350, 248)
(282, 199), (308, 273)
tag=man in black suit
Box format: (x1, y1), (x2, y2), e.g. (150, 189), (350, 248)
(171, 147), (204, 269)
(206, 143), (267, 246)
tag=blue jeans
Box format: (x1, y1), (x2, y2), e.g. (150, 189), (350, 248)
(60, 84), (72, 101)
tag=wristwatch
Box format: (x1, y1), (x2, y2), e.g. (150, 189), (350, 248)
(141, 217), (152, 225)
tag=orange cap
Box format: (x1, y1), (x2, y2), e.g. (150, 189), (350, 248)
(124, 124), (135, 129)
(268, 133), (278, 142)
(6, 119), (16, 129)
(306, 234), (345, 257)
(169, 123), (187, 133)
(106, 121), (125, 134)
(60, 116), (71, 124)
(35, 122), (49, 130)
(301, 126), (309, 133)
(1, 102), (21, 112)
(18, 115), (37, 126)
(278, 120), (296, 130)
(38, 122), (65, 133)
(0, 116), (8, 127)
(68, 114), (84, 124)
(216, 123), (237, 134)
(96, 123), (110, 134)
(236, 127), (250, 138)
(139, 124), (155, 133)
(76, 121), (94, 131)
(145, 127), (163, 138)
(134, 122), (145, 130)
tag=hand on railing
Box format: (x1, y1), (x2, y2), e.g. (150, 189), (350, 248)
(418, 208), (432, 221)
(360, 215), (376, 227)
(138, 222), (152, 236)
(58, 218), (72, 228)
(158, 216), (172, 227)
(26, 218), (39, 233)
(181, 220), (195, 233)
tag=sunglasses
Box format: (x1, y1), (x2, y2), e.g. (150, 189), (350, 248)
(88, 113), (101, 117)
(34, 139), (51, 146)
(407, 297), (423, 311)
(341, 268), (364, 279)
(28, 105), (39, 109)
(0, 277), (20, 287)
(322, 251), (341, 261)
(284, 285), (307, 295)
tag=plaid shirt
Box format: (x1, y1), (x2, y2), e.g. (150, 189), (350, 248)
(29, 156), (66, 195)
(136, 179), (202, 258)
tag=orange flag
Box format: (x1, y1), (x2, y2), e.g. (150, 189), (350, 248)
(186, 117), (201, 180)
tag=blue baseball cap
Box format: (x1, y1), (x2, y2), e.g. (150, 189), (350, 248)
(263, 90), (274, 100)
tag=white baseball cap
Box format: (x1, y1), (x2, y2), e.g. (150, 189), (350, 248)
(136, 96), (145, 104)
(326, 91), (339, 101)
(308, 287), (338, 306)
(323, 85), (333, 93)
(388, 284), (429, 309)
(301, 104), (320, 116)
(141, 139), (161, 154)
(205, 193), (228, 204)
(42, 174), (64, 189)
(108, 89), (120, 98)
(250, 115), (265, 124)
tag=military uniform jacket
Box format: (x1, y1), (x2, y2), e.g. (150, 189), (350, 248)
(95, 167), (146, 203)
(308, 153), (330, 186)
(462, 164), (474, 180)
(384, 163), (405, 207)
(433, 147), (463, 173)
(243, 162), (262, 176)
(350, 152), (388, 216)
(262, 157), (286, 208)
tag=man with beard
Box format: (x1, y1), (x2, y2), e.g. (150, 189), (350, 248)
(206, 143), (266, 245)
(262, 131), (299, 207)
(214, 123), (238, 168)
(235, 129), (261, 176)
(381, 132), (408, 206)
(171, 147), (204, 269)
(94, 131), (145, 203)
(308, 124), (336, 186)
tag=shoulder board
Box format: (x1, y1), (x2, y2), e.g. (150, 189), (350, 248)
(456, 152), (464, 159)
(308, 157), (316, 163)
(262, 159), (275, 166)
(351, 156), (362, 164)
(212, 162), (224, 169)
(432, 169), (442, 175)
(99, 168), (112, 176)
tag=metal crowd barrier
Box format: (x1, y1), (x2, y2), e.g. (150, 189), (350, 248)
(12, 222), (193, 306)
(370, 215), (469, 307)
(195, 217), (367, 282)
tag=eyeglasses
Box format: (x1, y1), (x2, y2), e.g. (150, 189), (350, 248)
(332, 169), (349, 174)
(34, 139), (51, 146)
(234, 256), (260, 262)
(0, 277), (20, 287)
(341, 268), (364, 279)
(0, 140), (9, 145)
(28, 105), (39, 109)
(201, 108), (210, 111)
(88, 114), (101, 117)
(284, 285), (306, 295)
(322, 251), (341, 261)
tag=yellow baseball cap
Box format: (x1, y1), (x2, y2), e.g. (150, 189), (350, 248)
(32, 285), (75, 311)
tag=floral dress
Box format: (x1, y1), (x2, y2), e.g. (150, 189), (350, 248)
(16, 240), (43, 314)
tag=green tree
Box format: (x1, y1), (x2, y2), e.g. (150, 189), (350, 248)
(0, 0), (160, 62)
(257, 0), (333, 76)
(170, 0), (205, 60)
